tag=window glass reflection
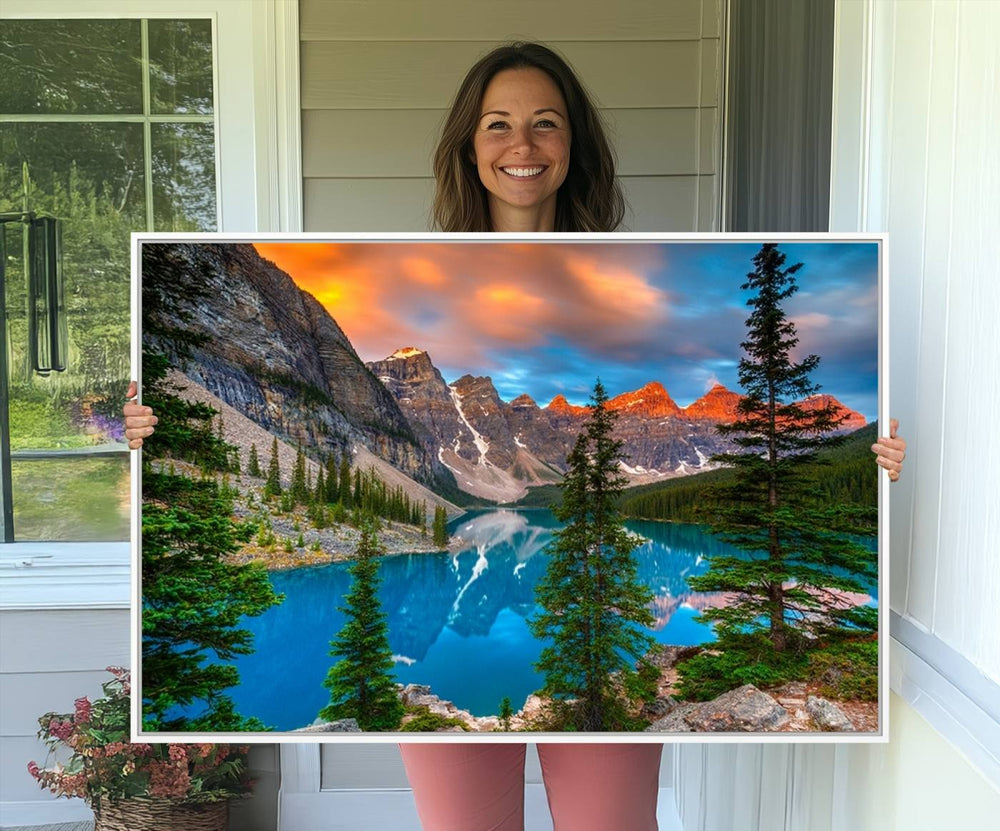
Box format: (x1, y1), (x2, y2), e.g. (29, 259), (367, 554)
(0, 20), (143, 115)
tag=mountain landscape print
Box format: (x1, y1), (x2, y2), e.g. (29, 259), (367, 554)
(137, 237), (883, 739)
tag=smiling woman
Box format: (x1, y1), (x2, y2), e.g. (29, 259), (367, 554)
(472, 67), (571, 231)
(432, 42), (625, 233)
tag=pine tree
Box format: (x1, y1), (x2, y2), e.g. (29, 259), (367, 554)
(247, 443), (261, 478)
(140, 244), (281, 732)
(432, 505), (449, 548)
(687, 244), (877, 654)
(320, 520), (404, 730)
(498, 696), (514, 731)
(339, 454), (352, 508)
(530, 380), (655, 731)
(291, 445), (309, 506)
(314, 467), (326, 506)
(264, 436), (282, 499)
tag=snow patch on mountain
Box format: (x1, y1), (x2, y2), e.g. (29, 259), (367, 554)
(449, 385), (490, 464)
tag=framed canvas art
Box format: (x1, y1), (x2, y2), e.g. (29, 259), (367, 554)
(131, 234), (887, 742)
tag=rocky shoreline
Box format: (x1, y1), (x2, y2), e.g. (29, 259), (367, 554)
(299, 644), (876, 734)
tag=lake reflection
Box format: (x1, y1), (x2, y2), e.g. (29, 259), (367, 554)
(229, 508), (876, 730)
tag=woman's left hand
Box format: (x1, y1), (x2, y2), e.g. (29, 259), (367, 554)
(871, 418), (906, 482)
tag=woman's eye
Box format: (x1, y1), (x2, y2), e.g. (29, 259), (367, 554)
(536, 119), (557, 128)
(486, 120), (509, 130)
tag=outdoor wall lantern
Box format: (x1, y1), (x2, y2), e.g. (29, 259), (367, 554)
(0, 212), (67, 376)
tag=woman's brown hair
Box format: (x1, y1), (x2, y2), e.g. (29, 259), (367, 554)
(432, 42), (625, 232)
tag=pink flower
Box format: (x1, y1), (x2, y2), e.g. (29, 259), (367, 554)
(148, 759), (191, 799)
(48, 719), (74, 741)
(74, 697), (92, 724)
(27, 761), (40, 780)
(168, 745), (187, 762)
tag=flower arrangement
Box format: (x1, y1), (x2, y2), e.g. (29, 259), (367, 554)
(28, 667), (252, 811)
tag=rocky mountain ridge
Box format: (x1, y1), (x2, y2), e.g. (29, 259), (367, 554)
(366, 347), (867, 502)
(142, 244), (454, 489)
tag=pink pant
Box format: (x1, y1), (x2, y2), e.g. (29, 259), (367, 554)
(399, 743), (662, 831)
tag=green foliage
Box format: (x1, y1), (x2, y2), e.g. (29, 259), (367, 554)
(339, 455), (352, 508)
(400, 707), (470, 732)
(808, 639), (878, 701)
(675, 631), (810, 701)
(247, 443), (261, 478)
(264, 437), (282, 499)
(320, 521), (404, 731)
(432, 505), (449, 548)
(28, 667), (252, 809)
(290, 445), (309, 506)
(141, 244), (281, 732)
(688, 244), (877, 653)
(498, 696), (514, 731)
(530, 380), (656, 731)
(621, 424), (878, 531)
(142, 475), (280, 731)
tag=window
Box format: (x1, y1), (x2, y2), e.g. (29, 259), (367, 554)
(1, 18), (218, 541)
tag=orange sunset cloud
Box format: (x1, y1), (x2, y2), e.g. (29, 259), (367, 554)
(251, 242), (670, 369)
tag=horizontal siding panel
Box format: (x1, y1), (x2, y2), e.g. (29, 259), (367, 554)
(301, 0), (703, 41)
(305, 175), (701, 232)
(1, 736), (58, 802)
(304, 108), (704, 178)
(620, 175), (699, 231)
(606, 109), (700, 175)
(702, 0), (722, 39)
(1, 670), (111, 736)
(301, 41), (702, 110)
(303, 109), (444, 178)
(0, 610), (129, 674)
(320, 744), (410, 789)
(305, 177), (434, 231)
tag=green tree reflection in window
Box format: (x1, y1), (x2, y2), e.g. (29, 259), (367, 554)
(0, 18), (217, 541)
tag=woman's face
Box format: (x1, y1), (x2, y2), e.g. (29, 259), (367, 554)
(472, 67), (571, 230)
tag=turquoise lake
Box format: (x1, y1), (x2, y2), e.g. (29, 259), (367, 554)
(227, 508), (878, 731)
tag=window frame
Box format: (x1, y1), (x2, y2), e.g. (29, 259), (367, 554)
(0, 0), (302, 610)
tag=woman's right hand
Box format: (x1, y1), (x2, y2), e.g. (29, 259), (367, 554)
(123, 380), (157, 450)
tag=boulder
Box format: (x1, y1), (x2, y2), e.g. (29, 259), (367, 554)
(683, 685), (790, 732)
(642, 696), (680, 719)
(645, 703), (700, 733)
(646, 684), (791, 733)
(646, 644), (703, 671)
(294, 718), (361, 733)
(806, 696), (856, 732)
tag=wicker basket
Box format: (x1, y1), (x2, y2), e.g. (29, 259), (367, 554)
(93, 798), (229, 831)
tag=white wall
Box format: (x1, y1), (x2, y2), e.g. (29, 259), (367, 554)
(833, 693), (1000, 829)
